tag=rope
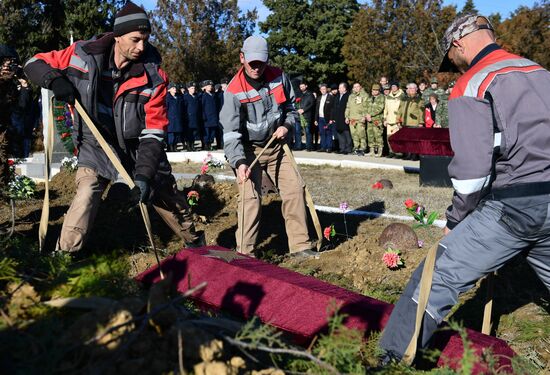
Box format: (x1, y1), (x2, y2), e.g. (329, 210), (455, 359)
(238, 134), (277, 253)
(38, 96), (55, 252)
(73, 100), (164, 279)
(282, 143), (322, 251)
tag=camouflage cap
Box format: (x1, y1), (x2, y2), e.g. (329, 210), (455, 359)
(382, 84), (391, 90)
(430, 76), (438, 84)
(372, 83), (381, 90)
(439, 14), (494, 72)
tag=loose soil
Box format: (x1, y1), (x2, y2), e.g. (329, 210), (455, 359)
(0, 166), (548, 373)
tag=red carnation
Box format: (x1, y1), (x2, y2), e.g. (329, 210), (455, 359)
(8, 159), (15, 166)
(61, 132), (71, 139)
(323, 226), (332, 241)
(372, 181), (383, 189)
(404, 198), (416, 209)
(56, 115), (65, 121)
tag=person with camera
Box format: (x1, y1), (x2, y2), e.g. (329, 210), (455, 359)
(0, 44), (22, 197)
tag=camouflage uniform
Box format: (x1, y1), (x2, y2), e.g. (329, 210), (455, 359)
(422, 77), (446, 105)
(436, 91), (450, 128)
(345, 88), (368, 152)
(365, 84), (385, 156)
(398, 94), (424, 127)
(436, 81), (454, 128)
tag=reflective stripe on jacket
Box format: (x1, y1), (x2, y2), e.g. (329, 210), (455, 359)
(445, 46), (550, 228)
(24, 32), (169, 181)
(220, 66), (298, 168)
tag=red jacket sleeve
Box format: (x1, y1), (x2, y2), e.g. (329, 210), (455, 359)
(135, 68), (169, 180)
(24, 44), (77, 88)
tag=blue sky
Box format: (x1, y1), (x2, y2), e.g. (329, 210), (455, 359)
(137, 0), (538, 29)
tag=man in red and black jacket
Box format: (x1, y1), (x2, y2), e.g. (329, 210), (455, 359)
(24, 1), (204, 253)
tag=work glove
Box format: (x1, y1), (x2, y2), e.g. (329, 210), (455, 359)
(132, 175), (151, 204)
(50, 76), (77, 105)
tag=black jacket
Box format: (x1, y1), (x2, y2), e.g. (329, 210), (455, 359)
(315, 93), (334, 122)
(299, 90), (315, 125)
(332, 92), (350, 132)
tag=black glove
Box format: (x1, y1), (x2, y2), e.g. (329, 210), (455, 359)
(50, 76), (77, 105)
(133, 175), (151, 204)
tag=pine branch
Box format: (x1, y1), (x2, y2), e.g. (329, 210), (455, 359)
(222, 335), (342, 375)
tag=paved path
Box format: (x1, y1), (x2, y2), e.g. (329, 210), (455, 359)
(167, 149), (419, 171)
(18, 149), (419, 182)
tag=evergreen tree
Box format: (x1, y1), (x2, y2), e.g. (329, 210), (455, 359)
(260, 0), (358, 84)
(342, 0), (456, 85)
(495, 2), (550, 69)
(458, 0), (478, 16)
(308, 0), (359, 83)
(0, 0), (119, 61)
(260, 0), (313, 80)
(151, 0), (256, 83)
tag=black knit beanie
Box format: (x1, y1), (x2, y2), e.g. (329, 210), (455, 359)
(113, 2), (151, 37)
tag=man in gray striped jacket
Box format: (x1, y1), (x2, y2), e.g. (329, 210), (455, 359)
(220, 36), (316, 259)
(379, 14), (550, 365)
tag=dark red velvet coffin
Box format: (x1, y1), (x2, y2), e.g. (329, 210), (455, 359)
(136, 246), (515, 373)
(389, 128), (454, 156)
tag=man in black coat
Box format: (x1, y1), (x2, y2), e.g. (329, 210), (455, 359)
(298, 81), (315, 151)
(331, 82), (352, 154)
(314, 83), (335, 152)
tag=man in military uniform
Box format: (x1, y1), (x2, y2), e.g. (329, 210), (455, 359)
(398, 83), (424, 160)
(437, 81), (454, 128)
(365, 83), (385, 157)
(422, 76), (446, 105)
(345, 82), (368, 155)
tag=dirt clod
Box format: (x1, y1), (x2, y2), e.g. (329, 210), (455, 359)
(378, 223), (418, 250)
(379, 179), (394, 189)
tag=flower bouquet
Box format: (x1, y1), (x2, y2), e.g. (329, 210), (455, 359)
(404, 199), (438, 228)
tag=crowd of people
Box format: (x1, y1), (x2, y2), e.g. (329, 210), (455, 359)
(165, 75), (455, 161)
(289, 76), (454, 160)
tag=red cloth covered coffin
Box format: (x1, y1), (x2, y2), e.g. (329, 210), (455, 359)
(389, 128), (454, 156)
(136, 246), (515, 373)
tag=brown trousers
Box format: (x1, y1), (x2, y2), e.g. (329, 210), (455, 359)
(57, 167), (198, 252)
(236, 143), (311, 254)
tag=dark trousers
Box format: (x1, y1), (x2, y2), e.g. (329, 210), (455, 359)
(293, 121), (303, 150)
(203, 127), (217, 144)
(167, 132), (182, 147)
(186, 128), (200, 145)
(318, 118), (332, 151)
(336, 129), (352, 153)
(305, 122), (313, 150)
(380, 197), (550, 361)
(215, 124), (223, 149)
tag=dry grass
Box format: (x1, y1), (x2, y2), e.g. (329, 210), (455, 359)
(172, 162), (454, 216)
